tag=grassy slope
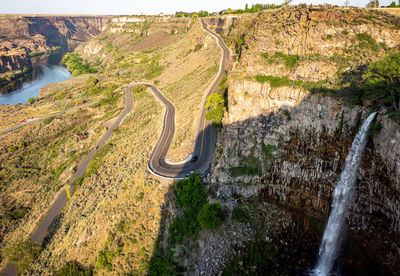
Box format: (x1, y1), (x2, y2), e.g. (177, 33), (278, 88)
(0, 74), (127, 271)
(0, 17), (222, 274)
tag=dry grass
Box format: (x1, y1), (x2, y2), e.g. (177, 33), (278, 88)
(28, 88), (167, 274)
(156, 21), (221, 161)
(0, 17), (222, 274)
(0, 76), (126, 272)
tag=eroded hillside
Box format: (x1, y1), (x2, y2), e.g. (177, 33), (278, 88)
(0, 15), (222, 274)
(0, 15), (108, 92)
(190, 5), (400, 275)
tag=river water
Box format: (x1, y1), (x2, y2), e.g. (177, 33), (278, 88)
(0, 63), (71, 105)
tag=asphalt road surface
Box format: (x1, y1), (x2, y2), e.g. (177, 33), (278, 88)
(2, 85), (134, 276)
(0, 101), (95, 136)
(147, 20), (230, 179)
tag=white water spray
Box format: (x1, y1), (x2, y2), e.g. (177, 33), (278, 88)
(313, 112), (377, 276)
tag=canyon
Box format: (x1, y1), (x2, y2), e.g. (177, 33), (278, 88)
(0, 15), (109, 92)
(0, 5), (399, 275)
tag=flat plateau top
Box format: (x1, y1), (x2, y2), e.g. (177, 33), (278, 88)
(0, 14), (113, 17)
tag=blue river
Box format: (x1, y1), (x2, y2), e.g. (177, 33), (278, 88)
(0, 64), (71, 105)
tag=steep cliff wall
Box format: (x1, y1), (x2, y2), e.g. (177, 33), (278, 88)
(214, 79), (400, 227)
(206, 6), (400, 273)
(0, 50), (31, 74)
(0, 15), (110, 81)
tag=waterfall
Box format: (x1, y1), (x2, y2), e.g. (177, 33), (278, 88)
(313, 112), (377, 276)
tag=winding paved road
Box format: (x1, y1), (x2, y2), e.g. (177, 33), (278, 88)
(2, 85), (134, 276)
(2, 19), (230, 275)
(0, 101), (96, 136)
(147, 20), (230, 179)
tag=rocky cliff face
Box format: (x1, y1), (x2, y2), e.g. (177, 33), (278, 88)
(0, 50), (31, 74)
(0, 15), (109, 85)
(209, 79), (400, 272)
(206, 5), (400, 274)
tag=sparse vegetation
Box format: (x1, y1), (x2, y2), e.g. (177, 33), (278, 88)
(368, 120), (382, 136)
(2, 240), (41, 272)
(232, 205), (250, 223)
(55, 262), (94, 276)
(223, 3), (282, 14)
(229, 166), (261, 177)
(149, 174), (223, 274)
(356, 32), (381, 52)
(84, 143), (114, 178)
(198, 203), (223, 230)
(261, 52), (300, 69)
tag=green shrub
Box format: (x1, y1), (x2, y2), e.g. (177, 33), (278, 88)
(205, 93), (226, 127)
(232, 206), (250, 223)
(368, 120), (382, 136)
(95, 246), (122, 271)
(176, 174), (207, 213)
(229, 166), (261, 177)
(27, 97), (35, 104)
(55, 261), (93, 276)
(356, 32), (380, 52)
(198, 203), (223, 230)
(283, 110), (291, 120)
(255, 75), (292, 87)
(135, 191), (144, 201)
(261, 52), (299, 69)
(167, 174), (207, 244)
(43, 117), (54, 125)
(262, 143), (276, 162)
(115, 220), (126, 232)
(360, 51), (400, 111)
(342, 29), (349, 35)
(194, 44), (203, 52)
(7, 146), (18, 153)
(1, 207), (29, 225)
(2, 240), (41, 272)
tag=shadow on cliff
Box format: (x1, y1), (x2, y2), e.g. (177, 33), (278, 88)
(147, 90), (400, 275)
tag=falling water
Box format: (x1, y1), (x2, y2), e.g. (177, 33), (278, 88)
(313, 112), (377, 276)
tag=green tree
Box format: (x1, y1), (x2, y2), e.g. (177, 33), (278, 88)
(361, 51), (400, 110)
(366, 0), (379, 7)
(205, 93), (226, 126)
(62, 53), (95, 77)
(2, 240), (41, 272)
(198, 203), (223, 230)
(205, 93), (224, 110)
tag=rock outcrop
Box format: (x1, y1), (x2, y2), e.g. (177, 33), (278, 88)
(0, 50), (31, 74)
(0, 15), (110, 88)
(206, 6), (400, 274)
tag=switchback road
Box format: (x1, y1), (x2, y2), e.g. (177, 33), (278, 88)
(147, 20), (230, 179)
